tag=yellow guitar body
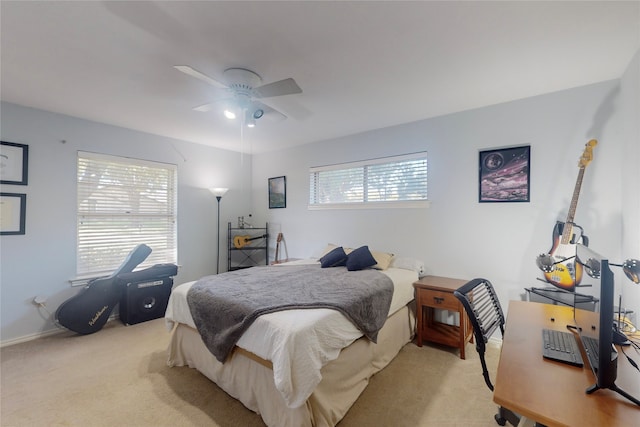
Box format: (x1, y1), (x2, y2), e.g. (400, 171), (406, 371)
(233, 235), (252, 249)
(544, 263), (583, 290)
(233, 233), (267, 249)
(543, 226), (584, 291)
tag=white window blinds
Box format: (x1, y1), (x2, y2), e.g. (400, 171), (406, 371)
(309, 152), (428, 208)
(77, 152), (177, 276)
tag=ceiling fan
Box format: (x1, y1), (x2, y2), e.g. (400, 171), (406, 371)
(174, 65), (302, 127)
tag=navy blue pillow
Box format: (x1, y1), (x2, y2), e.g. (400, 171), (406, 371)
(346, 246), (377, 271)
(319, 246), (348, 268)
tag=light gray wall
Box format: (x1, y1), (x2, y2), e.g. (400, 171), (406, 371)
(619, 50), (640, 313)
(2, 51), (638, 344)
(0, 103), (251, 343)
(253, 71), (639, 316)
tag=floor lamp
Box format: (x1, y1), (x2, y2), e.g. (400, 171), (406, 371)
(209, 187), (229, 274)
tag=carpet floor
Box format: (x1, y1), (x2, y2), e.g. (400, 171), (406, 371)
(1, 318), (501, 426)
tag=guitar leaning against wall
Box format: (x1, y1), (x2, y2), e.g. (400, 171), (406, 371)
(537, 139), (597, 291)
(55, 244), (152, 334)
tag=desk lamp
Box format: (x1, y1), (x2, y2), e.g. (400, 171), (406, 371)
(583, 256), (640, 337)
(582, 257), (640, 283)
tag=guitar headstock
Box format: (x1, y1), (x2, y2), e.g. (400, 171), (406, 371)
(578, 139), (598, 168)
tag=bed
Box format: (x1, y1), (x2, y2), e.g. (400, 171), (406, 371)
(165, 247), (423, 427)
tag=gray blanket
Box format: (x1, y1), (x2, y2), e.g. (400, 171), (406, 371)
(187, 264), (394, 362)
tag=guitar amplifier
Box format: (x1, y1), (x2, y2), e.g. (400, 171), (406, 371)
(118, 264), (177, 325)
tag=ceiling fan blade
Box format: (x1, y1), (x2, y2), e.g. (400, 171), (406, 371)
(192, 96), (235, 113)
(174, 65), (227, 89)
(254, 78), (302, 98)
(193, 103), (213, 112)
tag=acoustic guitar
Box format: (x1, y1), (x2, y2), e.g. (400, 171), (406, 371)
(233, 233), (268, 249)
(274, 232), (284, 263)
(540, 139), (597, 290)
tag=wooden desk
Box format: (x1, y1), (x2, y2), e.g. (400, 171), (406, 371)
(494, 301), (640, 427)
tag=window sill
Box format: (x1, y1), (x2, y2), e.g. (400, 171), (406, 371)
(308, 200), (430, 210)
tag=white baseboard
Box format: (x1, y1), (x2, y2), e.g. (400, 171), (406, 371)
(0, 313), (120, 348)
(0, 327), (66, 348)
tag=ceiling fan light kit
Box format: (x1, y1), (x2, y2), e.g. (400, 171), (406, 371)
(245, 110), (256, 128)
(174, 65), (302, 126)
(223, 68), (263, 91)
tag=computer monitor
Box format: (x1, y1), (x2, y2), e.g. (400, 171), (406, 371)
(574, 245), (616, 389)
(574, 244), (639, 405)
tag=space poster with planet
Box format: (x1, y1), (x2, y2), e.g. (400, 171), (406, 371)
(479, 145), (530, 203)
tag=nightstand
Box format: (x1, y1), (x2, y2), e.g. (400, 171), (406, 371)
(413, 275), (472, 359)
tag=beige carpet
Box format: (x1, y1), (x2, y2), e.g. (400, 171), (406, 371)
(1, 318), (501, 427)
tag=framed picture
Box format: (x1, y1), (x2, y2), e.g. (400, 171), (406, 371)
(0, 141), (29, 185)
(0, 193), (26, 235)
(479, 145), (530, 203)
(268, 176), (286, 209)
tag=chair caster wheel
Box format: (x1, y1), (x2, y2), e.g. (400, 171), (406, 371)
(495, 414), (507, 426)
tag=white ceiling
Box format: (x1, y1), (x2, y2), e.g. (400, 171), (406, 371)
(1, 1), (639, 154)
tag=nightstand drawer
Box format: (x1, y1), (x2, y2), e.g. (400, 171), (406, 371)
(420, 290), (459, 310)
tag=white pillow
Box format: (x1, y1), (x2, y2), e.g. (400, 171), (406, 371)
(370, 250), (395, 270)
(390, 257), (425, 275)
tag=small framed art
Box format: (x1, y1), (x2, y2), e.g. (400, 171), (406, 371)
(0, 193), (27, 235)
(268, 176), (286, 209)
(479, 145), (530, 203)
(0, 141), (29, 185)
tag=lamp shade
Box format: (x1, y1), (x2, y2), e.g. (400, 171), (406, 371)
(623, 259), (640, 284)
(584, 258), (601, 279)
(209, 187), (229, 198)
(535, 253), (556, 273)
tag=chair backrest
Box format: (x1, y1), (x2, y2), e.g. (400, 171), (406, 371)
(454, 278), (506, 391)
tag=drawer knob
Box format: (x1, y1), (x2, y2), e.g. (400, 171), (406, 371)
(433, 296), (445, 304)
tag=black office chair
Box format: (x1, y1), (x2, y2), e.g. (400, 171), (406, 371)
(453, 278), (521, 427)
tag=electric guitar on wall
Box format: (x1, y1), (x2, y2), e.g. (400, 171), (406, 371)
(539, 139), (597, 291)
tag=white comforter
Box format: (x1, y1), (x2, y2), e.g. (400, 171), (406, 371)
(165, 259), (417, 408)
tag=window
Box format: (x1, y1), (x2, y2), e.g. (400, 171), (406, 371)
(76, 152), (177, 277)
(309, 152), (428, 209)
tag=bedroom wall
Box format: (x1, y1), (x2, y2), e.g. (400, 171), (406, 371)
(0, 102), (251, 344)
(2, 51), (637, 345)
(252, 76), (637, 315)
(618, 49), (640, 314)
